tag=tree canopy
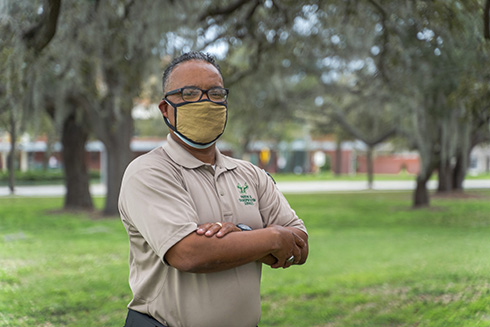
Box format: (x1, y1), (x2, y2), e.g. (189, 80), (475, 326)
(1, 0), (489, 212)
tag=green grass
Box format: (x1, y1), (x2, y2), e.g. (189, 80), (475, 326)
(261, 190), (490, 327)
(271, 171), (490, 182)
(1, 191), (490, 326)
(0, 198), (128, 326)
(1, 170), (489, 186)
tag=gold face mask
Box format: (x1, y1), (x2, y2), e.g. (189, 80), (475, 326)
(164, 100), (228, 149)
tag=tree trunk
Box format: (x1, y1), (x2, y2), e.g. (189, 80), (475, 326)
(61, 114), (93, 210)
(366, 146), (374, 189)
(100, 112), (133, 216)
(334, 136), (342, 176)
(413, 174), (431, 207)
(7, 108), (16, 194)
(413, 157), (435, 208)
(452, 153), (465, 191)
(437, 160), (452, 193)
(7, 151), (15, 195)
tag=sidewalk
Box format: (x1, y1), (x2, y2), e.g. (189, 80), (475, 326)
(277, 180), (490, 193)
(0, 184), (106, 197)
(1, 180), (490, 197)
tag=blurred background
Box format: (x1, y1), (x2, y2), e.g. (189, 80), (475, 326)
(2, 2), (490, 326)
(1, 0), (489, 216)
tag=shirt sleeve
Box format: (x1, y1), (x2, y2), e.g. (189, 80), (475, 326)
(255, 167), (308, 235)
(119, 160), (198, 261)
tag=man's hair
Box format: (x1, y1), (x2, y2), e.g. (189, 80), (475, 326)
(162, 51), (222, 93)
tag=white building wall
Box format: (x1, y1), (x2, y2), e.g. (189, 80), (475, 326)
(469, 144), (490, 174)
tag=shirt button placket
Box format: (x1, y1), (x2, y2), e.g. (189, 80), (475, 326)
(214, 170), (224, 197)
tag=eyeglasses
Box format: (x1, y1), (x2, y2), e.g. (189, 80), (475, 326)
(164, 86), (229, 104)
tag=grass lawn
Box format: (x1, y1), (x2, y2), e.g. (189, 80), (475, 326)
(270, 171), (490, 182)
(1, 190), (490, 326)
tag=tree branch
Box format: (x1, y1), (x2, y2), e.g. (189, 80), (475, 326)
(123, 0), (136, 19)
(369, 127), (397, 145)
(331, 109), (368, 142)
(327, 101), (396, 146)
(196, 0), (261, 53)
(198, 0), (255, 22)
(271, 0), (288, 22)
(366, 0), (391, 83)
(226, 40), (268, 86)
(244, 0), (261, 21)
(485, 0), (490, 39)
(22, 0), (61, 53)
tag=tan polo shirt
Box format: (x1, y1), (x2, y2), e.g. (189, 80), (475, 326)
(119, 134), (307, 327)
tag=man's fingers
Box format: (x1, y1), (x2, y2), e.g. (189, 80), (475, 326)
(216, 223), (239, 237)
(272, 257), (294, 269)
(197, 222), (239, 237)
(294, 233), (306, 248)
(292, 246), (302, 264)
(270, 246), (300, 269)
(205, 222), (222, 236)
(271, 259), (284, 269)
(197, 223), (213, 235)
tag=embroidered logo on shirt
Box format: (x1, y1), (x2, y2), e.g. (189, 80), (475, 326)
(237, 183), (248, 194)
(237, 182), (256, 205)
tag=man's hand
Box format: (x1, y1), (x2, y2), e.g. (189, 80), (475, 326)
(258, 254), (278, 266)
(196, 223), (308, 268)
(267, 225), (306, 269)
(166, 223), (308, 273)
(196, 222), (240, 238)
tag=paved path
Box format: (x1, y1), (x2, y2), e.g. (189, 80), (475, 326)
(277, 180), (490, 193)
(1, 180), (490, 197)
(0, 184), (106, 197)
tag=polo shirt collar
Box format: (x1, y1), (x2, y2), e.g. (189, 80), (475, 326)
(215, 147), (237, 171)
(163, 134), (237, 171)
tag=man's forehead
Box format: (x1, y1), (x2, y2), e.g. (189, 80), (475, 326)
(168, 60), (223, 88)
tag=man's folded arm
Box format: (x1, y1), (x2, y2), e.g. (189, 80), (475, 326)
(164, 225), (305, 273)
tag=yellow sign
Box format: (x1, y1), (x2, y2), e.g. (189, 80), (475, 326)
(260, 148), (271, 165)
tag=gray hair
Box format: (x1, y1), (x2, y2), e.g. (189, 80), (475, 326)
(162, 51), (222, 93)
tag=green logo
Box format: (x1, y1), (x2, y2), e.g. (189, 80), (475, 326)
(237, 183), (249, 194)
(237, 182), (256, 206)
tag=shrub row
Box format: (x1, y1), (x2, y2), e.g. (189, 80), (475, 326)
(0, 170), (100, 183)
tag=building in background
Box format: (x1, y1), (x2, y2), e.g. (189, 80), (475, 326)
(1, 133), (489, 176)
(468, 144), (490, 175)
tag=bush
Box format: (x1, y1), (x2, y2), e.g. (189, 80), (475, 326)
(0, 169), (100, 184)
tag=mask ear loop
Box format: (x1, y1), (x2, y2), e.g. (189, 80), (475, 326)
(159, 99), (178, 132)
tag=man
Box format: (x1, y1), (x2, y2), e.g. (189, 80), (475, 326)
(119, 51), (308, 327)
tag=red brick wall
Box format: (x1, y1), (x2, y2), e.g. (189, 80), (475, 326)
(357, 155), (419, 174)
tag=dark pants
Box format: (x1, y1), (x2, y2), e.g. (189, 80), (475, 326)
(124, 309), (168, 327)
(124, 308), (259, 327)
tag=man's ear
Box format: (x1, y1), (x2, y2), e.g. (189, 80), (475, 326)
(158, 99), (169, 118)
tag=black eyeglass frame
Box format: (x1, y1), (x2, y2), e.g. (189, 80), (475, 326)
(164, 86), (229, 105)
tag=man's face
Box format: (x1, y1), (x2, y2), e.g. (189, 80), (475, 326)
(160, 60), (224, 125)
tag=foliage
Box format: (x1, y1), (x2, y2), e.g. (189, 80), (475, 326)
(198, 0), (490, 203)
(2, 191), (490, 326)
(266, 0), (490, 204)
(0, 169), (100, 185)
(2, 0), (490, 211)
